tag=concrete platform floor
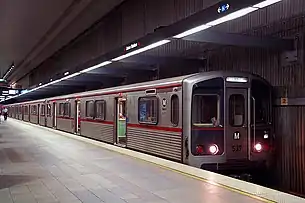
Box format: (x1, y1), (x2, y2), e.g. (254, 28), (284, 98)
(0, 119), (264, 203)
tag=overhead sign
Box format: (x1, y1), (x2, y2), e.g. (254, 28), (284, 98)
(218, 3), (230, 13)
(280, 97), (288, 105)
(125, 42), (139, 51)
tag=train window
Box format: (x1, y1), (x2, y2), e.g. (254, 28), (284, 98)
(192, 95), (219, 126)
(171, 95), (179, 126)
(47, 104), (51, 116)
(95, 100), (106, 120)
(59, 103), (64, 116)
(59, 103), (71, 117)
(86, 101), (95, 117)
(138, 97), (158, 124)
(229, 94), (245, 127)
(41, 105), (46, 116)
(63, 103), (71, 117)
(31, 105), (37, 115)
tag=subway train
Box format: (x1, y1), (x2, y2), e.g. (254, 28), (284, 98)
(6, 71), (274, 173)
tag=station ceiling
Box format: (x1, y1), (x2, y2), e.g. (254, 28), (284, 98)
(0, 0), (298, 104)
(0, 0), (125, 80)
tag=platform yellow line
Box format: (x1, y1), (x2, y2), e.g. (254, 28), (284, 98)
(11, 119), (275, 203)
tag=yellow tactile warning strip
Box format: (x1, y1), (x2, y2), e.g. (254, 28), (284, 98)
(12, 119), (300, 203)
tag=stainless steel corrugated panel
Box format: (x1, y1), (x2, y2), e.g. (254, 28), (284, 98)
(81, 122), (114, 143)
(57, 119), (73, 133)
(127, 127), (182, 162)
(46, 117), (52, 128)
(24, 115), (29, 122)
(30, 116), (38, 124)
(274, 107), (305, 195)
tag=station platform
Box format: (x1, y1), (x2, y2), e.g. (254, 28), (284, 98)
(0, 119), (303, 203)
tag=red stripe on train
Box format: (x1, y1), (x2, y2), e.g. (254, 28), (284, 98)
(127, 123), (182, 133)
(80, 118), (113, 125)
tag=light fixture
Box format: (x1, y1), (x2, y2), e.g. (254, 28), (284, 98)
(112, 40), (171, 61)
(80, 61), (112, 73)
(209, 144), (219, 155)
(173, 24), (211, 39)
(206, 7), (258, 27)
(64, 72), (69, 76)
(50, 79), (53, 81)
(39, 83), (42, 86)
(254, 143), (263, 152)
(173, 0), (282, 39)
(253, 0), (281, 8)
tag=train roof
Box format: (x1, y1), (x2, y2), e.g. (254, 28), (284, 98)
(6, 71), (270, 106)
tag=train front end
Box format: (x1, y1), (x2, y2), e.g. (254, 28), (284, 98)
(183, 72), (274, 173)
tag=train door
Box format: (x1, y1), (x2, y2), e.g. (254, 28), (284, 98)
(74, 100), (81, 134)
(22, 106), (24, 120)
(29, 105), (31, 122)
(226, 88), (249, 160)
(52, 102), (57, 128)
(37, 104), (40, 123)
(114, 97), (127, 146)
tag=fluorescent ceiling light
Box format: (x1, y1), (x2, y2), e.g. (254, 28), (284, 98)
(253, 0), (281, 8)
(173, 24), (211, 39)
(112, 40), (171, 61)
(80, 61), (112, 73)
(207, 7), (258, 26)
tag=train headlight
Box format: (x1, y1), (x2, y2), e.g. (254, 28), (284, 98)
(209, 144), (219, 155)
(254, 143), (262, 152)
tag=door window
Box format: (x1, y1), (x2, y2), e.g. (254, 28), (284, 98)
(229, 94), (245, 127)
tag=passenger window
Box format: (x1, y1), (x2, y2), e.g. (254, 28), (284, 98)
(63, 103), (71, 117)
(138, 97), (158, 124)
(229, 94), (245, 127)
(47, 104), (51, 116)
(59, 103), (64, 116)
(31, 105), (37, 115)
(86, 101), (94, 117)
(192, 95), (218, 126)
(95, 100), (106, 120)
(171, 95), (179, 126)
(41, 105), (45, 116)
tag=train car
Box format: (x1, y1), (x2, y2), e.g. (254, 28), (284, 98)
(5, 71), (274, 172)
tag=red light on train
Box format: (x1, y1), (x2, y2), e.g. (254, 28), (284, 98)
(209, 144), (219, 155)
(196, 145), (204, 154)
(254, 143), (262, 152)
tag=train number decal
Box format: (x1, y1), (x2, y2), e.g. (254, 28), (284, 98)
(232, 145), (242, 152)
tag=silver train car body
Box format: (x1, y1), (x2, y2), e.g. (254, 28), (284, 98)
(6, 71), (274, 171)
